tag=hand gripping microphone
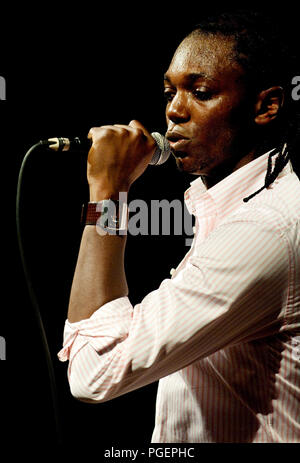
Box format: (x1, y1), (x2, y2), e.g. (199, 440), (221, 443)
(46, 132), (171, 166)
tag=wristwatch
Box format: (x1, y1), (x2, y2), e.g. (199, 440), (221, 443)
(82, 200), (128, 235)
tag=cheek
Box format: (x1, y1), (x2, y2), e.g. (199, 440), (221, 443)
(193, 99), (247, 143)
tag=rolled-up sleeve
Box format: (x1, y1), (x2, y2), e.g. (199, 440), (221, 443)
(58, 297), (133, 401)
(58, 214), (290, 403)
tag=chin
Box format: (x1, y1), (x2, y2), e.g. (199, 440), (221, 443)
(175, 156), (207, 175)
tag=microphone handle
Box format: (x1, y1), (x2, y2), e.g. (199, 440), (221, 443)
(47, 136), (89, 152)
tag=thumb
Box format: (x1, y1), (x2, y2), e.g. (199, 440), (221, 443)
(129, 119), (151, 139)
(128, 120), (156, 154)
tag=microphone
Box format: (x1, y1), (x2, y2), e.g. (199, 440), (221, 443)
(46, 132), (171, 166)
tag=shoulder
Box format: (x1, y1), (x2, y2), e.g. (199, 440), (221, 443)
(228, 172), (300, 236)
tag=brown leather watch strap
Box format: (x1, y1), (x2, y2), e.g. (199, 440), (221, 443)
(84, 202), (102, 225)
(81, 200), (128, 234)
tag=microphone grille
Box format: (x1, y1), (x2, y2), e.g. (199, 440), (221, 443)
(150, 132), (171, 165)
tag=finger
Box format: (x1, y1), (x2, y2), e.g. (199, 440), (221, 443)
(88, 124), (132, 138)
(129, 120), (147, 134)
(88, 125), (118, 141)
(114, 124), (147, 138)
(128, 119), (144, 129)
(128, 120), (153, 142)
(87, 128), (94, 139)
(113, 124), (132, 129)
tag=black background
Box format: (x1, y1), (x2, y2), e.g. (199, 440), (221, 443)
(2, 0), (300, 457)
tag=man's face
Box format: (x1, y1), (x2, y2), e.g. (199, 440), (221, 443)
(164, 33), (256, 183)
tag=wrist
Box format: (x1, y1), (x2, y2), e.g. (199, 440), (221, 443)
(89, 184), (130, 202)
(82, 199), (129, 234)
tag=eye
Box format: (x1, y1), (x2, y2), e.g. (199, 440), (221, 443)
(193, 89), (213, 101)
(163, 88), (176, 102)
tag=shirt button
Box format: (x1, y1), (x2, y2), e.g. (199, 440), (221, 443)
(170, 268), (176, 277)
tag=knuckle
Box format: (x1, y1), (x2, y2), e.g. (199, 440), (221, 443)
(96, 127), (114, 141)
(102, 127), (114, 138)
(88, 127), (96, 137)
(118, 127), (129, 136)
(132, 127), (145, 139)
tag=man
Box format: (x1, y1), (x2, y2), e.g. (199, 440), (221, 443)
(58, 11), (300, 442)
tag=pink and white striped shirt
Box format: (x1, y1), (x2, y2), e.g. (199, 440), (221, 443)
(58, 151), (300, 443)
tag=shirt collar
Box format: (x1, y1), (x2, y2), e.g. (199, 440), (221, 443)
(184, 150), (293, 218)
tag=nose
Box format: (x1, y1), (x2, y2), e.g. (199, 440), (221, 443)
(166, 91), (190, 124)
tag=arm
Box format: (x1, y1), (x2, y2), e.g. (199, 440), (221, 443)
(67, 120), (156, 323)
(59, 215), (290, 403)
(67, 228), (128, 323)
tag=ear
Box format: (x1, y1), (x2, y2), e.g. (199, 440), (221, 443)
(254, 86), (284, 125)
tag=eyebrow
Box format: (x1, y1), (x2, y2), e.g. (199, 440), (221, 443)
(163, 72), (218, 84)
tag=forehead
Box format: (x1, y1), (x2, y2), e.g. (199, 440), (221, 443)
(166, 33), (243, 82)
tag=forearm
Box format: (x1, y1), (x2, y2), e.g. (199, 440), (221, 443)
(67, 225), (128, 323)
(67, 121), (155, 323)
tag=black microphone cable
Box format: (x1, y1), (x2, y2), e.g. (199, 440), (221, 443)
(16, 140), (62, 444)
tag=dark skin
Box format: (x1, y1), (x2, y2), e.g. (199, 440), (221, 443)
(67, 33), (283, 323)
(164, 33), (283, 187)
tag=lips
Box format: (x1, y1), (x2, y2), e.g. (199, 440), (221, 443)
(166, 131), (190, 152)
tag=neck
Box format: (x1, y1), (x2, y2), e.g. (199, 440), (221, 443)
(201, 132), (279, 189)
(201, 148), (258, 189)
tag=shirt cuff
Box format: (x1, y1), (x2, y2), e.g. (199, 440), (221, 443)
(57, 296), (133, 362)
